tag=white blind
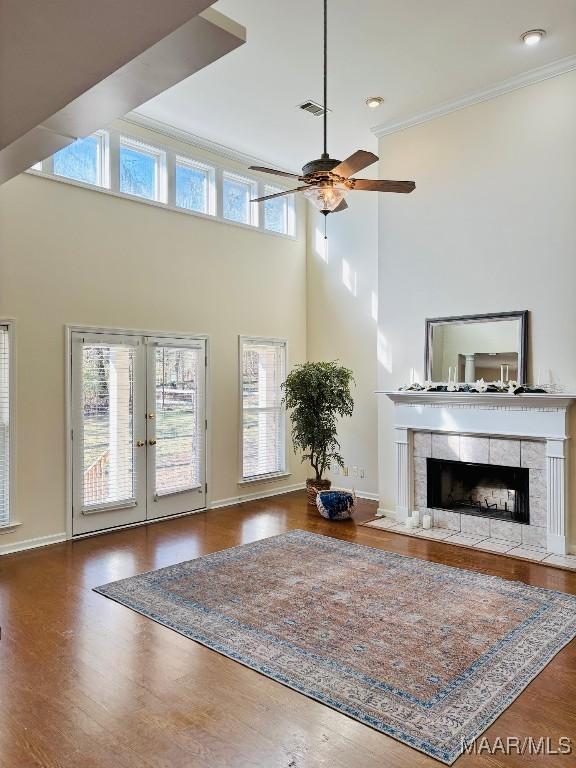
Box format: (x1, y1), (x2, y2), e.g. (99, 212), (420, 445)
(81, 343), (135, 508)
(0, 326), (10, 526)
(241, 339), (286, 480)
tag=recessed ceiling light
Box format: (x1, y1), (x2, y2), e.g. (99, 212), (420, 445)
(521, 29), (546, 46)
(365, 96), (384, 109)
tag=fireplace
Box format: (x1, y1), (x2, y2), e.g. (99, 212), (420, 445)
(427, 458), (529, 524)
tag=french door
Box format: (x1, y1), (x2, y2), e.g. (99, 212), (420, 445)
(71, 331), (206, 536)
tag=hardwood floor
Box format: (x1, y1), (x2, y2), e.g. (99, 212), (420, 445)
(1, 491), (575, 768)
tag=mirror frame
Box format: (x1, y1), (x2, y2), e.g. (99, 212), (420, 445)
(425, 310), (529, 384)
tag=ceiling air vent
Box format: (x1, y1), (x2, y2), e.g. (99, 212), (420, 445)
(298, 100), (331, 117)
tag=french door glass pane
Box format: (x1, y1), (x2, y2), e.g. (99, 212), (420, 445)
(82, 344), (135, 506)
(155, 347), (201, 496)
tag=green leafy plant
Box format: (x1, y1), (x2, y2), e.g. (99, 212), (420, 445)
(282, 361), (354, 482)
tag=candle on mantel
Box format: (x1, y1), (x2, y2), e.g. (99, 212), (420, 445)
(422, 514), (432, 530)
(405, 516), (414, 529)
(411, 510), (420, 527)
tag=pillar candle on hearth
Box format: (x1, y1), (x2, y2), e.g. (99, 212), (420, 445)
(422, 514), (432, 529)
(411, 510), (420, 527)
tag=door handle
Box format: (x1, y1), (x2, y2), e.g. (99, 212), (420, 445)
(148, 439), (157, 446)
(136, 440), (145, 447)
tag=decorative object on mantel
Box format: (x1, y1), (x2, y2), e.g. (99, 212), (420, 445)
(316, 489), (355, 520)
(282, 361), (354, 506)
(95, 530), (576, 765)
(398, 381), (548, 395)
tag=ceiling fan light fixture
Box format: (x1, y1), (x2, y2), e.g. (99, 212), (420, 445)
(303, 185), (346, 212)
(366, 96), (384, 109)
(521, 29), (546, 46)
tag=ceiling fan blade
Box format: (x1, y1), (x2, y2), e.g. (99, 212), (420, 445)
(350, 179), (416, 193)
(331, 150), (378, 179)
(250, 186), (309, 203)
(332, 199), (348, 213)
(249, 165), (300, 179)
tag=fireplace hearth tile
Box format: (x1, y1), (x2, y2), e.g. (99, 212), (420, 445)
(510, 546), (549, 562)
(520, 440), (546, 470)
(542, 554), (576, 570)
(432, 433), (460, 461)
(444, 532), (487, 546)
(475, 538), (518, 553)
(460, 436), (489, 464)
(490, 518), (522, 543)
(413, 431), (432, 458)
(461, 515), (491, 537)
(489, 438), (521, 467)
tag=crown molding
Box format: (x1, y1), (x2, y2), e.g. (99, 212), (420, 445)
(123, 112), (296, 174)
(372, 55), (576, 138)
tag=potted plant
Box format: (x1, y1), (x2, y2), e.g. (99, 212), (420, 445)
(282, 361), (354, 505)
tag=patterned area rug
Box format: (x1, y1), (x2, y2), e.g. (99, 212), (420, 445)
(95, 530), (576, 764)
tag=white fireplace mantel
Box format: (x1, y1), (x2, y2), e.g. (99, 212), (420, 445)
(377, 391), (576, 554)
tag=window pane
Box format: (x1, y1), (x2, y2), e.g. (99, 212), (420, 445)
(264, 190), (287, 234)
(243, 410), (283, 478)
(120, 144), (157, 200)
(82, 345), (134, 506)
(53, 136), (100, 185)
(175, 163), (208, 213)
(154, 346), (202, 496)
(242, 340), (286, 479)
(0, 328), (10, 526)
(223, 176), (251, 224)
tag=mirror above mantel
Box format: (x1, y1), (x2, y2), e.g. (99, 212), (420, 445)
(425, 311), (528, 384)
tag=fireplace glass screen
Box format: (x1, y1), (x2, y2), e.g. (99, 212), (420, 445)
(427, 458), (529, 524)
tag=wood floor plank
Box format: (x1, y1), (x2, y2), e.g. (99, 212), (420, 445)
(1, 492), (575, 767)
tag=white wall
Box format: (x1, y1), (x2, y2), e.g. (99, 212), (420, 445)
(377, 70), (576, 544)
(307, 194), (379, 498)
(0, 120), (308, 549)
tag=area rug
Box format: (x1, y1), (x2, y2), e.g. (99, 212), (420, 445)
(94, 530), (576, 764)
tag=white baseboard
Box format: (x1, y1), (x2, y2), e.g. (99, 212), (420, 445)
(0, 532), (67, 556)
(331, 486), (379, 502)
(210, 482), (305, 510)
(376, 507), (396, 519)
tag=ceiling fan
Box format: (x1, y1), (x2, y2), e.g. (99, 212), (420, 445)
(249, 0), (415, 216)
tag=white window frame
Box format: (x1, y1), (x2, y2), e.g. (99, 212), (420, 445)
(119, 135), (167, 203)
(222, 171), (259, 227)
(26, 127), (297, 240)
(174, 155), (216, 216)
(0, 320), (17, 532)
(49, 129), (110, 189)
(239, 336), (288, 484)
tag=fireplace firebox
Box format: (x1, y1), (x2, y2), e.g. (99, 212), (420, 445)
(427, 458), (529, 524)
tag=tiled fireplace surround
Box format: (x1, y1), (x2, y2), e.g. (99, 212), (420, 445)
(379, 392), (576, 563)
(413, 432), (546, 547)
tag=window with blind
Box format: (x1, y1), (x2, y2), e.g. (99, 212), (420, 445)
(0, 325), (11, 526)
(241, 338), (287, 481)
